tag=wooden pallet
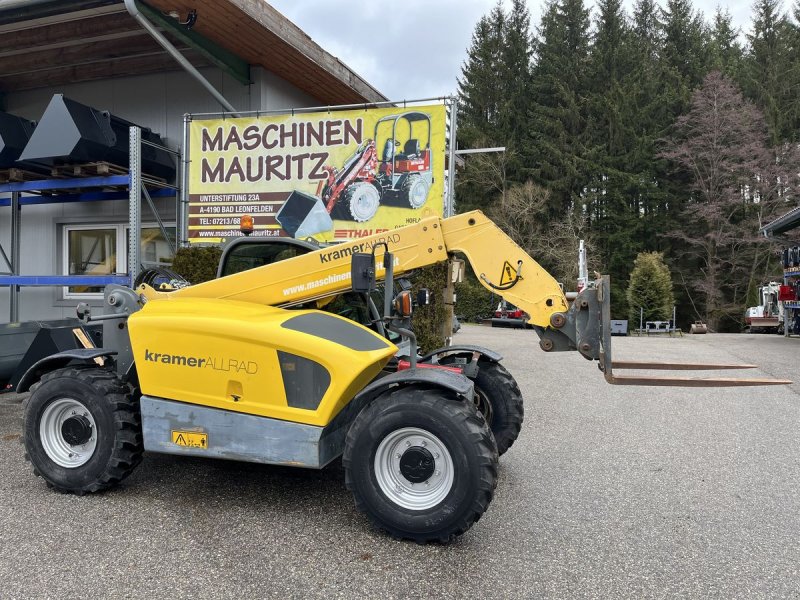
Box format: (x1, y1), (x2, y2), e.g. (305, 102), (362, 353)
(51, 161), (125, 178)
(0, 167), (49, 184)
(50, 161), (168, 184)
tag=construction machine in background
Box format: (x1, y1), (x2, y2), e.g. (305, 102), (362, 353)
(17, 211), (790, 543)
(745, 282), (784, 333)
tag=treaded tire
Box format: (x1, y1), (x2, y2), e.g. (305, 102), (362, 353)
(401, 174), (429, 209)
(343, 386), (498, 543)
(439, 359), (524, 456)
(23, 366), (143, 495)
(331, 181), (381, 222)
(472, 361), (524, 456)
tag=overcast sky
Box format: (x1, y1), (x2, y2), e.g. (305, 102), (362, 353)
(269, 1), (776, 101)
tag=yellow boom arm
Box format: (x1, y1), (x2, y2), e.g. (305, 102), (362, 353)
(158, 211), (569, 328)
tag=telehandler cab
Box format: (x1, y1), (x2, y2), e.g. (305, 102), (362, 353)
(18, 211), (790, 543)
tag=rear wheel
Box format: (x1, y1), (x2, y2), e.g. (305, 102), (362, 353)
(402, 174), (429, 209)
(343, 387), (497, 543)
(23, 366), (143, 494)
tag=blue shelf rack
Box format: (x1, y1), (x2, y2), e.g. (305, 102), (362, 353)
(1, 128), (181, 322)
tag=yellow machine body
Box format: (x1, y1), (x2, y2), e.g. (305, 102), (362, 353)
(127, 298), (397, 427)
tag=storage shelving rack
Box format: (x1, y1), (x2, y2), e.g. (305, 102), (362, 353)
(0, 127), (181, 322)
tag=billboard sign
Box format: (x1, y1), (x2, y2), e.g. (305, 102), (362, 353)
(187, 104), (447, 244)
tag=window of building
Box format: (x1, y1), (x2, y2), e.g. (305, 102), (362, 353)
(63, 223), (175, 299)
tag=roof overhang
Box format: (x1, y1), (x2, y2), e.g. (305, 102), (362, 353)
(0, 0), (386, 105)
(761, 206), (800, 237)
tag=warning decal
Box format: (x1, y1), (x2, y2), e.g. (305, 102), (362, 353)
(172, 431), (208, 449)
(499, 261), (517, 286)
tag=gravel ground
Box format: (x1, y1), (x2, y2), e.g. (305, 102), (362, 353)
(1, 329), (798, 599)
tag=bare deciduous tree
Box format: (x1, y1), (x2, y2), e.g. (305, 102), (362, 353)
(661, 70), (792, 330)
(489, 180), (596, 285)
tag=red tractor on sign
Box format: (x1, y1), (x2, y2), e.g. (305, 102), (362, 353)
(317, 111), (434, 222)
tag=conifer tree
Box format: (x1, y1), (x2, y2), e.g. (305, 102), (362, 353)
(709, 8), (743, 79)
(525, 0), (591, 217)
(498, 0), (532, 157)
(745, 0), (794, 143)
(457, 4), (506, 146)
(585, 0), (640, 313)
(626, 252), (675, 324)
(626, 0), (681, 245)
(661, 0), (710, 108)
(456, 4), (507, 212)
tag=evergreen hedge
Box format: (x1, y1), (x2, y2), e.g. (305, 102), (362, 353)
(170, 246), (222, 284)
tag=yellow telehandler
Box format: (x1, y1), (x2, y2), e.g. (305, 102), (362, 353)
(17, 211), (789, 543)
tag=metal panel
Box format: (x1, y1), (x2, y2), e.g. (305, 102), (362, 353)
(140, 395), (331, 468)
(281, 313), (391, 351)
(0, 111), (35, 168)
(18, 95), (175, 179)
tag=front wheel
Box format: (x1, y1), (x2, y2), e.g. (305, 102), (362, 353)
(335, 181), (381, 222)
(471, 361), (524, 455)
(343, 387), (498, 543)
(23, 366), (143, 495)
(438, 358), (524, 456)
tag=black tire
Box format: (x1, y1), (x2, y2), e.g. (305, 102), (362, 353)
(439, 358), (524, 456)
(343, 387), (498, 543)
(401, 174), (429, 209)
(331, 181), (381, 222)
(23, 366), (143, 495)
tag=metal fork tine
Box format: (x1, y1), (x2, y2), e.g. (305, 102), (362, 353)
(611, 361), (758, 371)
(592, 276), (792, 387)
(605, 373), (793, 387)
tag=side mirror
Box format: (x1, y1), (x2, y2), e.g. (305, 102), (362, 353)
(417, 288), (432, 306)
(351, 253), (376, 293)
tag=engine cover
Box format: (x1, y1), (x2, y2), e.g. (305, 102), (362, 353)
(127, 299), (396, 427)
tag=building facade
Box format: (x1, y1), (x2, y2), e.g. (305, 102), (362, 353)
(0, 0), (384, 323)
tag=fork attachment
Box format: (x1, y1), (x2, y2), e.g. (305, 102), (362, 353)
(537, 276), (792, 387)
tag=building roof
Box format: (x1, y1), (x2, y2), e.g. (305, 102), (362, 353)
(761, 206), (800, 237)
(0, 0), (386, 105)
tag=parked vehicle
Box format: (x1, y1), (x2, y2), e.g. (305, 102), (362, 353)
(745, 282), (784, 333)
(491, 300), (530, 329)
(16, 211), (787, 545)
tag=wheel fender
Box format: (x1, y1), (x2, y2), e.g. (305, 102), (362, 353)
(356, 368), (474, 404)
(419, 345), (503, 364)
(16, 349), (117, 393)
(319, 368), (475, 463)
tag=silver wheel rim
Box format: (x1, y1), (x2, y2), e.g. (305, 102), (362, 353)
(407, 178), (428, 208)
(350, 184), (380, 221)
(373, 427), (454, 510)
(39, 398), (97, 468)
